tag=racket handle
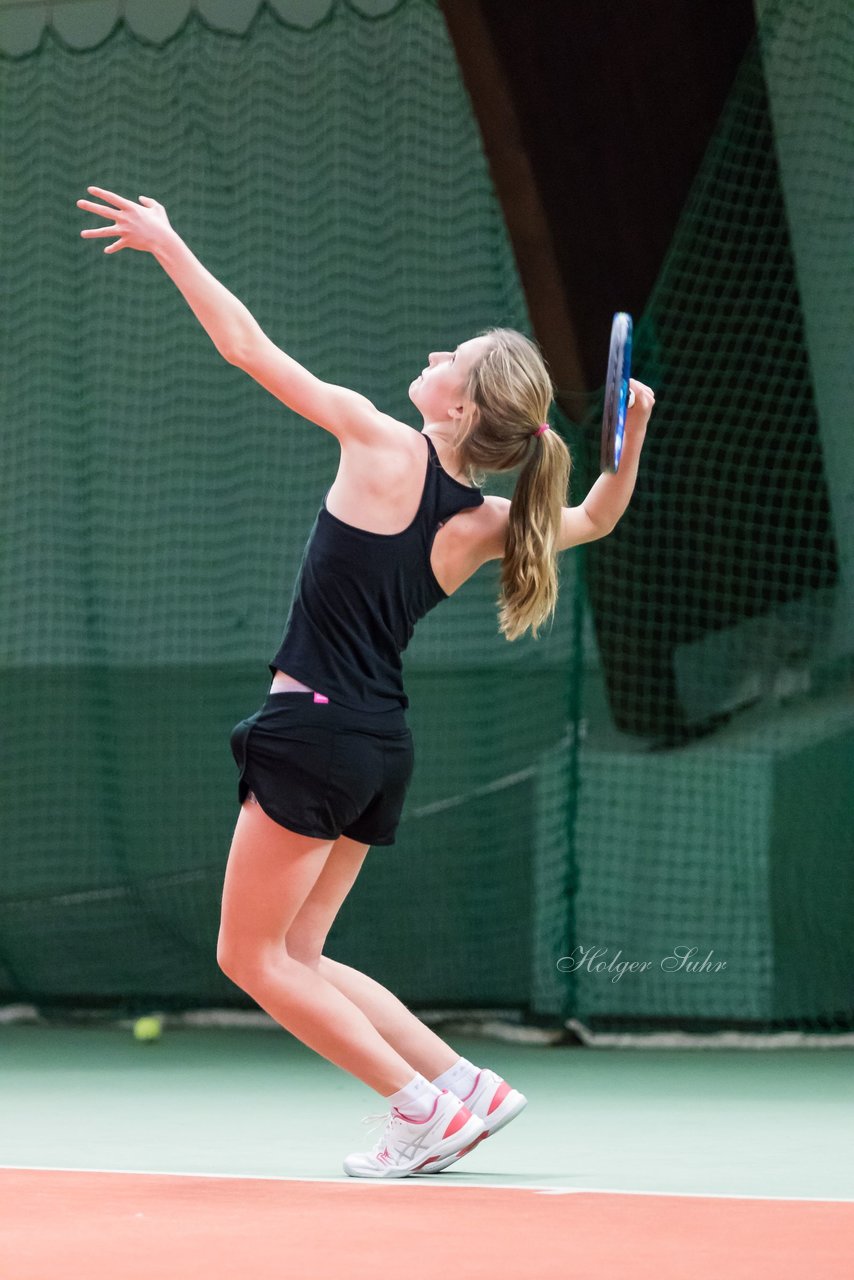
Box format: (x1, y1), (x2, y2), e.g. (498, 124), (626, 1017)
(627, 387), (635, 408)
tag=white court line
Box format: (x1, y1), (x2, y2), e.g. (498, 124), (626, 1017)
(1, 1165), (851, 1203)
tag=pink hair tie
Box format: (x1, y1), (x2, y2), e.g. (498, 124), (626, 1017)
(535, 422), (550, 437)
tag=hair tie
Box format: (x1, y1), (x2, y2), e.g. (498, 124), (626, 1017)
(534, 423), (550, 438)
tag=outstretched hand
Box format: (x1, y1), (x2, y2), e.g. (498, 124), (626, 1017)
(77, 186), (175, 255)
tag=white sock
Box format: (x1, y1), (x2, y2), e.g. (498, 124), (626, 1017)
(386, 1072), (442, 1121)
(431, 1056), (480, 1100)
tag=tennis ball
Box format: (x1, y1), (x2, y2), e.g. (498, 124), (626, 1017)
(133, 1016), (163, 1042)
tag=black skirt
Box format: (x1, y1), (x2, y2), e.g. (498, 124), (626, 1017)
(229, 691), (414, 847)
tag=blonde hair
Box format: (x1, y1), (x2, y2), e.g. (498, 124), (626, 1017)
(446, 327), (572, 642)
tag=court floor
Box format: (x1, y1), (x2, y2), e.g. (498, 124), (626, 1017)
(1, 1025), (851, 1199)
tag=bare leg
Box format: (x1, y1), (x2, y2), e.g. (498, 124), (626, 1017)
(317, 956), (459, 1082)
(235, 952), (418, 1095)
(218, 800), (418, 1095)
(284, 832), (463, 1082)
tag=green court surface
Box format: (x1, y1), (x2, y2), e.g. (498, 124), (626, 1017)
(2, 1026), (851, 1200)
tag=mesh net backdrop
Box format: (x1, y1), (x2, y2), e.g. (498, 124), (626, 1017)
(0, 0), (851, 1033)
(0, 0), (580, 1022)
(570, 0), (853, 1034)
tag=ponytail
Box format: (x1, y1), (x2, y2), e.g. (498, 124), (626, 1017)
(497, 422), (571, 641)
(453, 327), (573, 642)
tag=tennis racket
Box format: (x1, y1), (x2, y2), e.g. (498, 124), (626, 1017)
(600, 311), (634, 473)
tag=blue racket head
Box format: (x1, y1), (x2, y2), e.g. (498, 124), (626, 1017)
(601, 312), (633, 473)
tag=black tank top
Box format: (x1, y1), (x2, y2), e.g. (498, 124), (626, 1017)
(268, 433), (485, 712)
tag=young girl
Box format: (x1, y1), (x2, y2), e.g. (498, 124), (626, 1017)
(77, 186), (654, 1178)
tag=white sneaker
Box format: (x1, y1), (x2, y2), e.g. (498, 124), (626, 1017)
(419, 1069), (528, 1173)
(343, 1088), (485, 1179)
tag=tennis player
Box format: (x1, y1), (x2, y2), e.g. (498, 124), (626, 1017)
(78, 187), (654, 1178)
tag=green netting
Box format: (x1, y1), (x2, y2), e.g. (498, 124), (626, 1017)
(569, 0), (854, 1035)
(1, 0), (851, 1036)
(0, 0), (580, 1021)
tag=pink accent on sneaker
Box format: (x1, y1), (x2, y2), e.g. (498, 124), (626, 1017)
(487, 1080), (512, 1115)
(313, 692), (329, 703)
(442, 1103), (474, 1139)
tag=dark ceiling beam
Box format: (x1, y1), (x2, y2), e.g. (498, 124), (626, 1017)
(441, 0), (756, 416)
(440, 0), (589, 423)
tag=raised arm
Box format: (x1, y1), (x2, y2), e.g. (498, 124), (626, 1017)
(77, 187), (256, 358)
(77, 186), (397, 445)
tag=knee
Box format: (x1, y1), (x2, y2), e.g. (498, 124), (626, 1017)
(216, 935), (248, 985)
(216, 932), (271, 988)
(217, 935), (311, 991)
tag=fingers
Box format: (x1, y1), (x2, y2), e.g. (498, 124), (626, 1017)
(76, 199), (119, 219)
(77, 190), (127, 252)
(629, 377), (654, 397)
(85, 184), (133, 209)
(629, 377), (655, 406)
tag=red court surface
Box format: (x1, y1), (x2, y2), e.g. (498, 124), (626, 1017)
(1, 1168), (851, 1279)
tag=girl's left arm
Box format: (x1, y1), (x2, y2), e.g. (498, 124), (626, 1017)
(77, 186), (398, 446)
(152, 229), (259, 360)
(77, 187), (256, 358)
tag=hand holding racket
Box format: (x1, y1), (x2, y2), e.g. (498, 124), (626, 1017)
(600, 312), (655, 472)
